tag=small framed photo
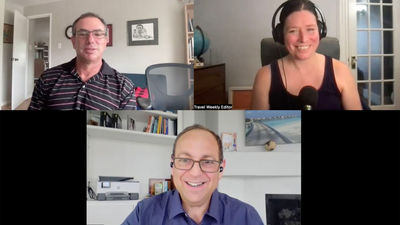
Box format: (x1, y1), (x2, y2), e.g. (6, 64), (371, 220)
(148, 178), (172, 196)
(3, 24), (13, 43)
(127, 18), (158, 46)
(221, 132), (237, 152)
(127, 115), (135, 130)
(106, 24), (112, 47)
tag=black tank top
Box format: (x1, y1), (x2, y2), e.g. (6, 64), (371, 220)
(269, 55), (343, 110)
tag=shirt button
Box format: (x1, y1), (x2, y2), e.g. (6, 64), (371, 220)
(82, 85), (86, 88)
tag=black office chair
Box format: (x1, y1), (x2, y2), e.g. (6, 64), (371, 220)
(260, 37), (369, 109)
(145, 63), (194, 110)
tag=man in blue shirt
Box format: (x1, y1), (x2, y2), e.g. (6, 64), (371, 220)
(121, 124), (264, 225)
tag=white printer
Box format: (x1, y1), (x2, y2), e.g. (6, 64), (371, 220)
(93, 176), (140, 201)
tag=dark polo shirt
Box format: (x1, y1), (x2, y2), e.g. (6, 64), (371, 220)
(29, 58), (136, 110)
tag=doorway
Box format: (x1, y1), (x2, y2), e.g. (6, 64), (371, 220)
(5, 12), (52, 110)
(25, 14), (51, 109)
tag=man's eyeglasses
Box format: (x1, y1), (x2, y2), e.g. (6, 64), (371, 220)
(74, 29), (106, 39)
(172, 156), (221, 173)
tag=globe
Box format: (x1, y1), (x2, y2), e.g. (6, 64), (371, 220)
(194, 26), (209, 59)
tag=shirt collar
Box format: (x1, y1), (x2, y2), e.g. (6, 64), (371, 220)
(205, 189), (222, 223)
(168, 190), (186, 220)
(64, 57), (115, 77)
(168, 189), (221, 223)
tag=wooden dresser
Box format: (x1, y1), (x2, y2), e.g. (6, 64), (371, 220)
(194, 64), (227, 104)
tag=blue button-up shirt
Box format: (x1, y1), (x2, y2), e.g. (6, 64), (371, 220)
(121, 189), (264, 225)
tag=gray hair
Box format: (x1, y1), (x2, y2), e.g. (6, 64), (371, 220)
(72, 12), (107, 35)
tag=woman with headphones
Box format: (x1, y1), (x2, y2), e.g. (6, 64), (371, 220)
(251, 0), (362, 110)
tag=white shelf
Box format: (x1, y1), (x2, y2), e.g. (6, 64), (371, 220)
(87, 200), (139, 225)
(142, 110), (178, 119)
(87, 125), (176, 145)
(89, 110), (177, 120)
(87, 199), (139, 207)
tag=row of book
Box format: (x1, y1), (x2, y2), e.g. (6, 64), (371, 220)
(187, 13), (194, 61)
(144, 115), (177, 136)
(148, 178), (174, 196)
(188, 37), (194, 61)
(188, 18), (194, 32)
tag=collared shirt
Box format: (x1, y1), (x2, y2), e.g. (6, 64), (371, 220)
(121, 190), (264, 225)
(28, 58), (136, 110)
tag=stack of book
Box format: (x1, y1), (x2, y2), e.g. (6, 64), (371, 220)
(144, 115), (176, 136)
(149, 178), (173, 196)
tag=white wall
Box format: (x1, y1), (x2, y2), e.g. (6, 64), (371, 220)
(219, 176), (301, 224)
(87, 136), (173, 199)
(187, 110), (299, 152)
(24, 0), (186, 73)
(31, 17), (49, 43)
(218, 110), (300, 225)
(195, 0), (339, 92)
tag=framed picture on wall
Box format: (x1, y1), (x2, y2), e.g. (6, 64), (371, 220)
(265, 194), (301, 225)
(127, 18), (158, 46)
(3, 24), (13, 43)
(106, 24), (112, 47)
(245, 110), (301, 146)
(221, 132), (237, 152)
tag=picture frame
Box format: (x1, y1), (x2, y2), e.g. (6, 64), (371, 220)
(3, 24), (13, 43)
(106, 24), (112, 47)
(245, 110), (301, 146)
(127, 114), (135, 130)
(221, 132), (237, 152)
(127, 18), (158, 46)
(265, 194), (301, 225)
(148, 178), (172, 196)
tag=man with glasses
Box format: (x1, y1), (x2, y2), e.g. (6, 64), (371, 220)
(29, 12), (136, 110)
(122, 124), (264, 225)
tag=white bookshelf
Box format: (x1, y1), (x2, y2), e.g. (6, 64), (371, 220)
(87, 110), (178, 145)
(87, 125), (176, 145)
(184, 3), (194, 64)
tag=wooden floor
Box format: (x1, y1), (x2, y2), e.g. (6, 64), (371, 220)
(1, 104), (11, 110)
(1, 98), (31, 110)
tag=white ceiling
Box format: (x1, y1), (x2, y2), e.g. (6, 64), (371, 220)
(6, 0), (64, 7)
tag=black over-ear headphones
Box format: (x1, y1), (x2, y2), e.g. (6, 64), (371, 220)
(271, 0), (327, 44)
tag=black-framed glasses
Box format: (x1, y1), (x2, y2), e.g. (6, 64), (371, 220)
(172, 157), (221, 173)
(74, 29), (106, 39)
